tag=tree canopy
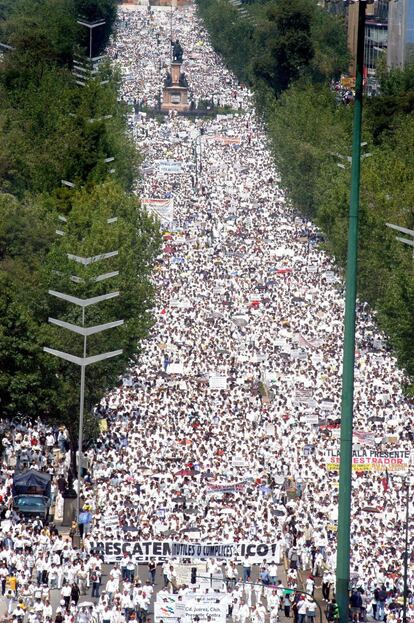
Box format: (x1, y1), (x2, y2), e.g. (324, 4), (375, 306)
(0, 0), (161, 439)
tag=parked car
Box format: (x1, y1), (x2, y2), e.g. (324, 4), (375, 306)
(12, 469), (52, 521)
(13, 494), (50, 520)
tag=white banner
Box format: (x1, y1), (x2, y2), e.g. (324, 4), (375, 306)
(209, 375), (227, 390)
(167, 363), (184, 375)
(157, 159), (183, 174)
(141, 197), (174, 225)
(92, 540), (280, 564)
(325, 448), (410, 472)
(207, 480), (251, 494)
(154, 596), (227, 623)
(185, 600), (227, 623)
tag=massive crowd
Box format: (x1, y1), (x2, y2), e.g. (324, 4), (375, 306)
(1, 2), (414, 622)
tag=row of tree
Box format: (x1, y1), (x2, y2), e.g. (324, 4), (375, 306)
(0, 0), (161, 441)
(197, 0), (414, 390)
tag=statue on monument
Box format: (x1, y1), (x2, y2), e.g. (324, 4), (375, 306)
(162, 38), (190, 111)
(171, 39), (183, 63)
(179, 73), (188, 88)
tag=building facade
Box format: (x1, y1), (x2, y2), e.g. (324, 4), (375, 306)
(387, 0), (414, 68)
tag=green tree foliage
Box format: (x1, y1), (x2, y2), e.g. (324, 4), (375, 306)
(0, 184), (160, 440)
(195, 0), (254, 82)
(197, 0), (414, 387)
(252, 0), (315, 94)
(75, 0), (118, 55)
(0, 60), (137, 198)
(0, 193), (58, 419)
(197, 0), (349, 92)
(0, 0), (161, 437)
(1, 0), (77, 70)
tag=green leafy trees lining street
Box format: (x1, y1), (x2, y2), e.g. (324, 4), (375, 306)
(0, 1), (161, 438)
(197, 0), (414, 389)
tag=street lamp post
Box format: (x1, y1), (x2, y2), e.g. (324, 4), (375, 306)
(44, 228), (123, 522)
(77, 18), (106, 59)
(336, 2), (368, 622)
(386, 222), (414, 261)
(402, 476), (410, 623)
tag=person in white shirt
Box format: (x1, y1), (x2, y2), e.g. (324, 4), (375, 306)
(162, 561), (170, 587)
(257, 602), (267, 623)
(242, 556), (251, 583)
(166, 564), (177, 591)
(61, 581), (72, 610)
(43, 599), (53, 619)
(268, 562), (278, 585)
(106, 578), (117, 603)
(239, 599), (250, 623)
(298, 597), (310, 623)
(266, 589), (280, 611)
(269, 605), (279, 623)
(110, 566), (122, 592)
(120, 589), (134, 620)
(305, 576), (315, 597)
(306, 599), (317, 623)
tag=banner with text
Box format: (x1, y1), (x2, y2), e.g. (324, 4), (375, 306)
(206, 480), (251, 494)
(141, 197), (174, 226)
(156, 160), (183, 174)
(92, 540), (280, 564)
(325, 448), (410, 472)
(154, 596), (227, 623)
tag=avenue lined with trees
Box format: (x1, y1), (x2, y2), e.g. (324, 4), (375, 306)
(197, 0), (414, 390)
(0, 0), (160, 440)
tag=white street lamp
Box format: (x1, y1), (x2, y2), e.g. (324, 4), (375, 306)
(44, 229), (123, 523)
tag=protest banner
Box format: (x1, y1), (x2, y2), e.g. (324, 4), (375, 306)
(154, 594), (227, 623)
(325, 448), (410, 472)
(141, 197), (174, 226)
(91, 540), (280, 564)
(184, 600), (227, 623)
(324, 271), (338, 284)
(154, 601), (181, 623)
(298, 334), (323, 349)
(303, 444), (315, 457)
(157, 159), (183, 174)
(175, 563), (207, 587)
(183, 594), (228, 605)
(320, 400), (336, 411)
(206, 480), (251, 494)
(294, 388), (313, 402)
(232, 456), (250, 468)
(209, 375), (227, 390)
(304, 413), (319, 425)
(170, 298), (192, 309)
(167, 363), (184, 375)
(206, 135), (242, 145)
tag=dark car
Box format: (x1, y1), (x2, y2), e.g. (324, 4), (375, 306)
(13, 494), (50, 520)
(12, 469), (52, 521)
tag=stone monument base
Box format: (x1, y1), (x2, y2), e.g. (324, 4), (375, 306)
(161, 86), (190, 111)
(161, 61), (190, 112)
